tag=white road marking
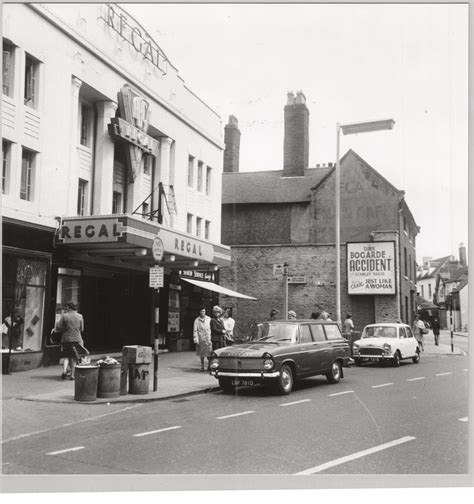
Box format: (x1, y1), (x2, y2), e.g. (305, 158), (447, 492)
(328, 390), (354, 397)
(407, 377), (425, 382)
(2, 404), (143, 444)
(46, 446), (85, 456)
(217, 411), (255, 419)
(133, 426), (181, 437)
(280, 399), (311, 407)
(435, 372), (453, 376)
(295, 436), (416, 475)
(371, 383), (394, 389)
(458, 417), (468, 422)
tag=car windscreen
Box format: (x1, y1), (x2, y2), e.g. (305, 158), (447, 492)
(363, 326), (398, 338)
(250, 323), (298, 343)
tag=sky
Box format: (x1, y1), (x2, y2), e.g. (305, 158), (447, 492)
(126, 2), (469, 264)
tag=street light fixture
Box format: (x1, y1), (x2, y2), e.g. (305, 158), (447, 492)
(335, 118), (395, 324)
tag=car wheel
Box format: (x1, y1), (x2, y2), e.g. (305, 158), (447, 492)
(274, 364), (293, 395)
(219, 379), (235, 394)
(354, 358), (362, 367)
(326, 361), (342, 384)
(392, 351), (401, 367)
(412, 349), (420, 363)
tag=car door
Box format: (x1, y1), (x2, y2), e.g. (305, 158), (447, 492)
(323, 324), (348, 370)
(295, 324), (315, 376)
(398, 327), (408, 356)
(309, 323), (329, 372)
(405, 326), (418, 355)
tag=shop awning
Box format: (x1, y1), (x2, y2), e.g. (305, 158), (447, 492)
(181, 278), (257, 300)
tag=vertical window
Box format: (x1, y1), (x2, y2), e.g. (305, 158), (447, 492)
(20, 148), (35, 201)
(403, 216), (407, 233)
(421, 285), (424, 298)
(205, 220), (210, 240)
(206, 166), (212, 196)
(187, 213), (193, 234)
(24, 54), (39, 109)
(197, 161), (203, 192)
(77, 179), (88, 216)
(187, 155), (194, 188)
(79, 102), (93, 147)
(2, 39), (15, 97)
(405, 296), (408, 323)
(2, 140), (11, 194)
(196, 217), (202, 237)
(409, 253), (412, 280)
(404, 247), (407, 277)
(143, 155), (152, 175)
(112, 191), (122, 214)
(428, 284), (432, 298)
(142, 202), (149, 218)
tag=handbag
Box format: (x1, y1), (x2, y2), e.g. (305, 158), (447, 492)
(421, 327), (429, 334)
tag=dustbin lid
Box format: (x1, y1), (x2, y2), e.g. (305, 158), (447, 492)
(76, 365), (99, 369)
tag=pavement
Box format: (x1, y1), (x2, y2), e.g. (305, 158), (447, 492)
(1, 331), (466, 406)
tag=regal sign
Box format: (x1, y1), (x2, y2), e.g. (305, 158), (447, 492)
(58, 218), (125, 244)
(347, 241), (396, 295)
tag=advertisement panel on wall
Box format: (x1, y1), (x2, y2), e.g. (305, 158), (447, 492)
(347, 241), (396, 295)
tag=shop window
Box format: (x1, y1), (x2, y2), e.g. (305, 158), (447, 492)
(112, 191), (123, 214)
(2, 39), (15, 97)
(205, 220), (210, 240)
(20, 147), (36, 201)
(187, 155), (194, 188)
(196, 217), (202, 237)
(24, 53), (39, 109)
(2, 255), (48, 352)
(187, 213), (193, 234)
(77, 178), (88, 216)
(206, 166), (212, 196)
(79, 101), (93, 147)
(2, 139), (11, 194)
(197, 161), (203, 192)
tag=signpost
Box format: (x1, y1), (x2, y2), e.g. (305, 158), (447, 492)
(151, 236), (164, 391)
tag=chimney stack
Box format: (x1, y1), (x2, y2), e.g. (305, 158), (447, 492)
(459, 243), (467, 266)
(283, 90), (309, 177)
(223, 115), (241, 173)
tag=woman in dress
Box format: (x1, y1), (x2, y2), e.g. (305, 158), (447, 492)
(193, 308), (212, 371)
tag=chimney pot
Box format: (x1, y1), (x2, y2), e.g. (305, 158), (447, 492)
(223, 115), (241, 173)
(287, 91), (295, 105)
(283, 90), (309, 177)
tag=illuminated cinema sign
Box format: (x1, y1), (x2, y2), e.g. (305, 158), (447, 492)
(99, 3), (168, 74)
(347, 241), (396, 295)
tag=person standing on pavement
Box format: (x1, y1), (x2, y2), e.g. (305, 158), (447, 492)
(318, 311), (332, 321)
(56, 302), (86, 380)
(342, 313), (354, 337)
(432, 318), (440, 346)
(210, 305), (226, 350)
(222, 308), (235, 345)
(413, 315), (426, 351)
(288, 310), (297, 320)
(193, 308), (212, 371)
(269, 308), (279, 321)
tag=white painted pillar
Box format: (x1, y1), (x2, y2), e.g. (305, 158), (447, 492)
(68, 77), (82, 215)
(158, 137), (173, 224)
(151, 139), (161, 220)
(93, 100), (117, 215)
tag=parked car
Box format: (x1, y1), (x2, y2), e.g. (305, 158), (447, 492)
(352, 323), (421, 367)
(209, 320), (351, 395)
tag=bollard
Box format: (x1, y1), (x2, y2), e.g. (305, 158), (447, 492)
(74, 365), (99, 402)
(128, 363), (150, 394)
(97, 363), (121, 398)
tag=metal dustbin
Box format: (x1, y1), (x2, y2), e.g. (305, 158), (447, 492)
(97, 363), (121, 399)
(128, 363), (150, 394)
(74, 365), (100, 402)
(120, 362), (128, 395)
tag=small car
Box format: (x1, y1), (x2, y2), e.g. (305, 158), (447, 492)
(209, 319), (351, 395)
(352, 323), (420, 367)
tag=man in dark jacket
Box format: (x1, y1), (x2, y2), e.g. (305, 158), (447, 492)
(210, 305), (226, 350)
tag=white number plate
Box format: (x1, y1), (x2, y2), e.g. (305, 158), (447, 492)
(231, 379), (255, 386)
(368, 357), (379, 362)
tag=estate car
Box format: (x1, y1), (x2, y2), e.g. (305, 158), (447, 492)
(209, 320), (351, 395)
(352, 323), (421, 367)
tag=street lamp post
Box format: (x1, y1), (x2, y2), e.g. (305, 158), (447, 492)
(283, 262), (289, 320)
(335, 119), (395, 324)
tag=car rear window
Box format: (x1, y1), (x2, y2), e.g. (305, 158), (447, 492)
(250, 323), (298, 343)
(324, 324), (344, 340)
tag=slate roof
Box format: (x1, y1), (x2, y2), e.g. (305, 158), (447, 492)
(417, 255), (453, 280)
(222, 167), (333, 204)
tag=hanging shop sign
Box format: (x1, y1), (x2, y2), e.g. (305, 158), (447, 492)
(157, 228), (214, 262)
(179, 270), (216, 282)
(58, 218), (125, 244)
(347, 241), (396, 295)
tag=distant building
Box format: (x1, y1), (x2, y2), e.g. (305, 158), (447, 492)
(220, 91), (419, 332)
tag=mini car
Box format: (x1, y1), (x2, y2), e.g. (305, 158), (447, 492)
(352, 323), (420, 367)
(209, 320), (351, 394)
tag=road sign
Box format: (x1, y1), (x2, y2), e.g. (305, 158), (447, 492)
(152, 237), (164, 262)
(149, 266), (164, 289)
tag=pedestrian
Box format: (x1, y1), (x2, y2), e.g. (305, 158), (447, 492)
(432, 318), (440, 346)
(222, 308), (235, 345)
(210, 305), (226, 350)
(269, 308), (279, 321)
(342, 313), (354, 337)
(413, 315), (426, 351)
(310, 312), (320, 320)
(193, 308), (212, 371)
(318, 311), (332, 321)
(288, 310), (297, 320)
(56, 302), (87, 380)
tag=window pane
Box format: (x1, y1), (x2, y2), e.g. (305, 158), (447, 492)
(188, 156), (194, 188)
(3, 40), (14, 97)
(206, 166), (211, 195)
(300, 325), (312, 343)
(324, 325), (343, 340)
(24, 55), (38, 108)
(197, 162), (203, 191)
(20, 149), (34, 201)
(310, 324), (326, 342)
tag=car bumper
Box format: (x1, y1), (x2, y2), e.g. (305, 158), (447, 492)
(356, 353), (395, 360)
(211, 370), (280, 380)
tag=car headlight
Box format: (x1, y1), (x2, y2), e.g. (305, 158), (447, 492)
(262, 353), (274, 370)
(209, 357), (219, 370)
(383, 343), (391, 352)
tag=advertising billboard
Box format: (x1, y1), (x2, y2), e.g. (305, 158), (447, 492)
(347, 241), (396, 295)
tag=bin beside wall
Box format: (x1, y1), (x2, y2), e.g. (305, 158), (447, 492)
(97, 363), (121, 398)
(74, 365), (100, 402)
(120, 362), (128, 395)
(128, 363), (150, 394)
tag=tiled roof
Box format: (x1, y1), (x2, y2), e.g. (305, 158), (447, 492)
(417, 255), (453, 280)
(222, 167), (333, 204)
(416, 295), (438, 309)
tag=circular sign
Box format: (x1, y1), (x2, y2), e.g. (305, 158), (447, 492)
(152, 237), (164, 262)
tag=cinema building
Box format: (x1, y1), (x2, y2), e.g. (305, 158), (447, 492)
(220, 92), (419, 332)
(1, 3), (245, 372)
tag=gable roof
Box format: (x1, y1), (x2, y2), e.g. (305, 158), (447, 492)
(417, 255), (453, 280)
(222, 167), (333, 204)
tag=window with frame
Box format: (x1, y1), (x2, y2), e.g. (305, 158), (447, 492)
(187, 155), (194, 188)
(310, 324), (326, 342)
(79, 102), (93, 147)
(300, 325), (312, 343)
(24, 54), (39, 109)
(20, 148), (35, 201)
(421, 285), (424, 298)
(196, 217), (202, 237)
(324, 324), (343, 340)
(205, 166), (212, 196)
(112, 191), (123, 214)
(409, 253), (412, 280)
(2, 140), (11, 194)
(143, 154), (152, 175)
(77, 179), (88, 216)
(404, 247), (407, 277)
(197, 161), (203, 192)
(428, 284), (432, 298)
(399, 327), (407, 339)
(205, 220), (210, 240)
(142, 202), (149, 219)
(187, 213), (193, 234)
(2, 39), (15, 97)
